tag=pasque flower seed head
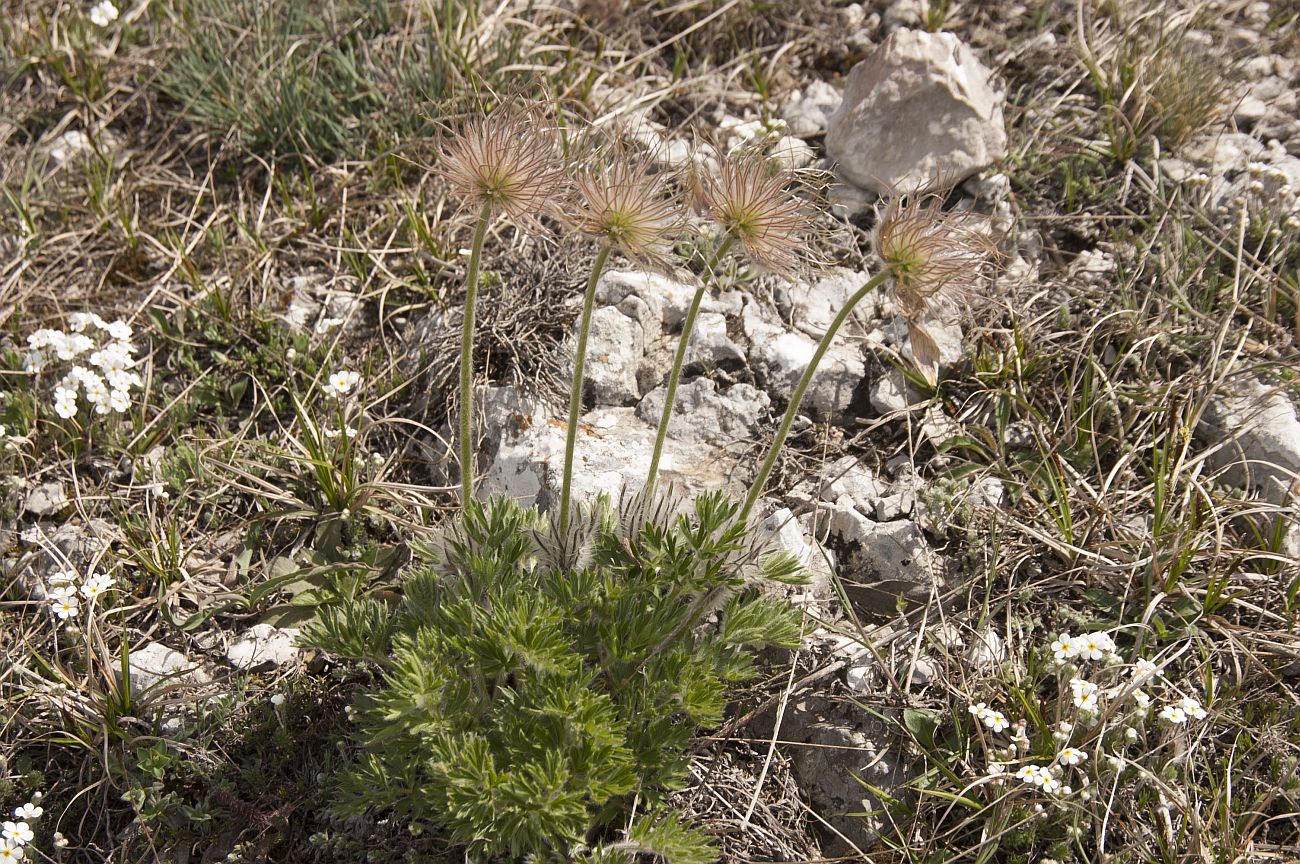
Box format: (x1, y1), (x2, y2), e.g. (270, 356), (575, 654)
(569, 144), (684, 270)
(871, 188), (1001, 383)
(437, 104), (565, 230)
(697, 150), (809, 274)
(872, 191), (999, 321)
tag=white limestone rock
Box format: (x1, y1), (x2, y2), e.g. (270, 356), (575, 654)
(782, 80), (842, 138)
(226, 624), (301, 671)
(826, 28), (1007, 195)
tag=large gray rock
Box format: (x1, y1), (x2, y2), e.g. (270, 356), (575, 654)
(594, 270), (740, 332)
(778, 697), (916, 856)
(636, 378), (769, 446)
(480, 406), (744, 510)
(23, 481), (69, 517)
(1199, 376), (1300, 500)
(568, 305), (645, 407)
(226, 624), (301, 671)
(685, 311), (746, 368)
(826, 28), (1007, 195)
(752, 331), (865, 421)
(743, 289), (868, 423)
(817, 455), (884, 506)
(790, 269), (875, 339)
(782, 80), (842, 138)
(820, 499), (941, 611)
(127, 642), (212, 694)
(760, 508), (834, 602)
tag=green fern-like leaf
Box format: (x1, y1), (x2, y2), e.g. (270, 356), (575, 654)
(720, 594), (804, 648)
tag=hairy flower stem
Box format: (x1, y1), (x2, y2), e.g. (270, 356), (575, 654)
(737, 270), (893, 525)
(558, 242), (614, 535)
(643, 235), (736, 500)
(458, 204), (492, 505)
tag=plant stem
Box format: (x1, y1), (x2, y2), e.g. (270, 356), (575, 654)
(643, 235), (735, 500)
(558, 242), (613, 535)
(737, 270), (892, 526)
(458, 203), (492, 506)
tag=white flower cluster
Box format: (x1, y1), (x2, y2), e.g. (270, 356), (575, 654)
(25, 314), (142, 419)
(1015, 763), (1067, 795)
(1050, 632), (1209, 726)
(1, 795), (41, 862)
(1158, 696), (1208, 725)
(89, 1), (119, 27)
(972, 630), (1213, 801)
(1050, 630), (1120, 663)
(46, 567), (114, 624)
(321, 369), (360, 399)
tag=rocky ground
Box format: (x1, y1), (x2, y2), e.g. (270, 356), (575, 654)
(2, 0), (1299, 862)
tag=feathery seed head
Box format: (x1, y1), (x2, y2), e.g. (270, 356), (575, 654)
(437, 104), (565, 228)
(698, 151), (809, 274)
(570, 144), (684, 269)
(872, 191), (1000, 321)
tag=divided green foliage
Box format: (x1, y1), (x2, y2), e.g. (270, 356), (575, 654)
(303, 491), (806, 863)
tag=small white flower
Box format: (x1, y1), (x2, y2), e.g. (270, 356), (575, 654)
(106, 319), (132, 340)
(1073, 633), (1110, 661)
(0, 842), (24, 862)
(89, 0), (119, 27)
(54, 391), (78, 419)
(1058, 747), (1087, 766)
(1158, 705), (1188, 725)
(68, 333), (95, 358)
(50, 569), (79, 586)
(1050, 633), (1075, 661)
(81, 573), (114, 601)
(83, 375), (110, 407)
(52, 597), (81, 620)
(967, 702), (988, 717)
(322, 370), (361, 398)
(91, 347), (132, 376)
(1070, 677), (1100, 711)
(1132, 688), (1151, 708)
(1015, 765), (1051, 788)
(1131, 658), (1158, 683)
(49, 583), (79, 603)
(1, 823), (32, 847)
(270, 693), (286, 707)
(10, 805), (39, 822)
(1039, 773), (1062, 794)
(107, 369), (142, 392)
(49, 333), (72, 360)
(1178, 696), (1208, 721)
(983, 711), (1010, 734)
(109, 389), (131, 413)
